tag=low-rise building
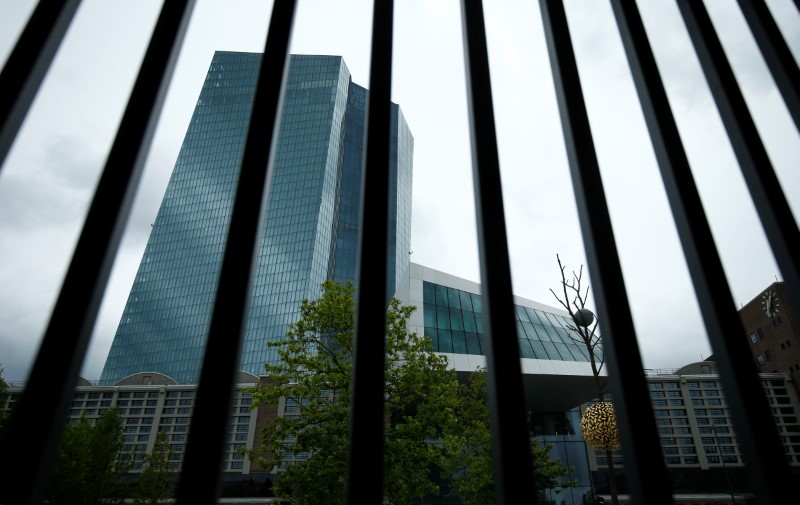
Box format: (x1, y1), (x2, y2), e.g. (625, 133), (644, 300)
(585, 360), (800, 499)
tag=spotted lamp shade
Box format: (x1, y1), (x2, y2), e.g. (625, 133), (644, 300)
(580, 401), (621, 451)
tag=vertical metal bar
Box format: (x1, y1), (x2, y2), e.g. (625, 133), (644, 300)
(538, 1), (673, 503)
(677, 0), (800, 327)
(737, 0), (800, 131)
(174, 1), (296, 503)
(346, 0), (394, 503)
(458, 1), (536, 502)
(0, 0), (81, 169)
(610, 1), (793, 502)
(0, 2), (195, 504)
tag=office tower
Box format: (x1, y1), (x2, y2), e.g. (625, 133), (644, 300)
(100, 52), (413, 385)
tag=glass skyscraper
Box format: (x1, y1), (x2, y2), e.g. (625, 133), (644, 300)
(100, 52), (413, 385)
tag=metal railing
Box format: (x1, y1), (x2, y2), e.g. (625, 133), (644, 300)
(0, 1), (797, 504)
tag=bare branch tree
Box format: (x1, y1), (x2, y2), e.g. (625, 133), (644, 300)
(550, 254), (605, 396)
(551, 254), (619, 505)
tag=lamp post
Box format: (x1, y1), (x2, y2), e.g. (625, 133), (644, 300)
(711, 425), (735, 504)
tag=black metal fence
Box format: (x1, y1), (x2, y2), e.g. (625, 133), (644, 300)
(0, 1), (797, 504)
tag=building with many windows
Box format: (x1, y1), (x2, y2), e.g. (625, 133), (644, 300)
(100, 52), (413, 385)
(2, 372), (268, 494)
(404, 262), (602, 502)
(585, 360), (800, 500)
(405, 262), (602, 417)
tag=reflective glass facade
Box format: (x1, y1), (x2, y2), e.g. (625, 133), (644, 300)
(101, 53), (413, 384)
(422, 281), (599, 362)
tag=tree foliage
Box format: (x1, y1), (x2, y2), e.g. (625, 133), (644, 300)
(250, 280), (460, 505)
(442, 369), (576, 505)
(46, 409), (129, 505)
(133, 430), (175, 505)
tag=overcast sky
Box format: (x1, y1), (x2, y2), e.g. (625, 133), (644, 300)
(0, 0), (798, 382)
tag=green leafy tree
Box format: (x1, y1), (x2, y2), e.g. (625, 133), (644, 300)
(250, 280), (461, 505)
(442, 369), (576, 505)
(133, 430), (175, 504)
(46, 408), (130, 505)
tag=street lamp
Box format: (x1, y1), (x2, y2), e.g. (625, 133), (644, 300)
(570, 307), (620, 505)
(573, 308), (595, 328)
(711, 425), (735, 504)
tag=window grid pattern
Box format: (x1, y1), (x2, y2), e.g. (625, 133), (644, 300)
(422, 280), (596, 362)
(591, 375), (800, 469)
(100, 53), (413, 384)
(1, 385), (257, 473)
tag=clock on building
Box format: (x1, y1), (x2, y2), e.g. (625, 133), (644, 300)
(762, 289), (780, 318)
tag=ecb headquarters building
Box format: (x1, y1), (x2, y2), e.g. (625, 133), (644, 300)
(100, 52), (413, 385)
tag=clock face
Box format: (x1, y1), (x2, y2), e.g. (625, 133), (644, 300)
(762, 290), (780, 318)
